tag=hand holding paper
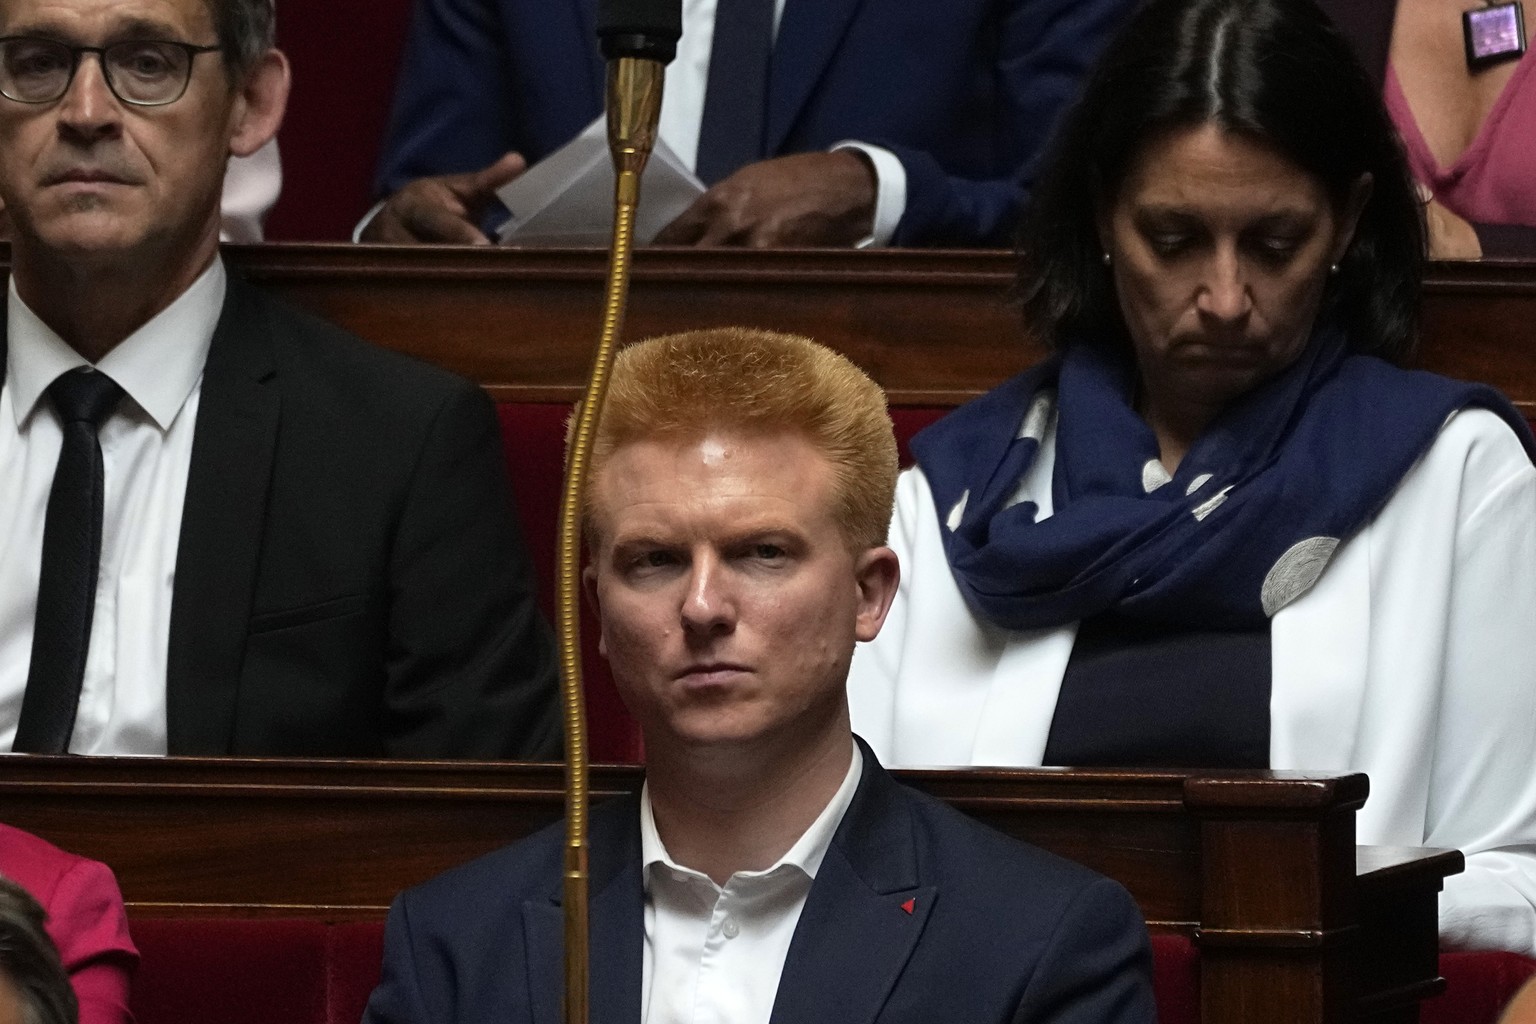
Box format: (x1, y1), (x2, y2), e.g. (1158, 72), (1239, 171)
(496, 118), (704, 245)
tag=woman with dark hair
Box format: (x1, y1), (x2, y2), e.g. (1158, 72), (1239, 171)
(0, 877), (78, 1024)
(848, 0), (1536, 955)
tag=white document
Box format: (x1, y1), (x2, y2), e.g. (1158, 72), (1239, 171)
(496, 117), (705, 245)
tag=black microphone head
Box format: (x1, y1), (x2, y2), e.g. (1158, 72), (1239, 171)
(597, 0), (682, 63)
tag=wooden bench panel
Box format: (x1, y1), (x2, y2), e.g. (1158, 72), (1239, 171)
(0, 758), (1459, 1023)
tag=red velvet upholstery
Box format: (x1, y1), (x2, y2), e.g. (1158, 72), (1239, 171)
(125, 915), (1536, 1024)
(496, 403), (641, 763)
(328, 922), (388, 1024)
(1150, 935), (1200, 1023)
(130, 919), (332, 1024)
(1426, 952), (1536, 1024)
(268, 0), (415, 240)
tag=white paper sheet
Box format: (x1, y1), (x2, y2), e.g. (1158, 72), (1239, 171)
(495, 117), (705, 245)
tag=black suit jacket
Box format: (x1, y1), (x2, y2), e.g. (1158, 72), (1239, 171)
(3, 270), (560, 758)
(363, 740), (1156, 1024)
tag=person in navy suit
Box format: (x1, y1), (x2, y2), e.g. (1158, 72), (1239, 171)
(360, 0), (1137, 248)
(362, 327), (1155, 1024)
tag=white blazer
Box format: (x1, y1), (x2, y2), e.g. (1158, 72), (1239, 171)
(849, 407), (1536, 956)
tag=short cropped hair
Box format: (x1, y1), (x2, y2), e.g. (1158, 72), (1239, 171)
(584, 328), (898, 551)
(204, 0), (276, 80)
(1019, 0), (1423, 362)
(0, 878), (77, 1024)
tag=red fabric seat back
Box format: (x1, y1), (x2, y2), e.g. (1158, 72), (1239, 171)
(496, 402), (640, 762)
(129, 919), (333, 1024)
(125, 918), (1534, 1024)
(268, 0), (414, 240)
(130, 918), (386, 1024)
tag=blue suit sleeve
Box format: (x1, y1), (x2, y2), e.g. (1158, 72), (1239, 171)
(892, 0), (1136, 246)
(363, 898), (432, 1024)
(374, 0), (518, 199)
(1011, 877), (1158, 1024)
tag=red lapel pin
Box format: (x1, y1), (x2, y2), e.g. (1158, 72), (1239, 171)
(900, 898), (916, 915)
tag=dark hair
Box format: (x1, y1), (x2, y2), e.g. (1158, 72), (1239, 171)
(204, 0), (276, 80)
(1019, 0), (1424, 362)
(0, 878), (77, 1024)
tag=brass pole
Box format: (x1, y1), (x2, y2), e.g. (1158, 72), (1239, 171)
(558, 54), (665, 1024)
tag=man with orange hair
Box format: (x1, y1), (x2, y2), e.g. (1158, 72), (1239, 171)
(364, 328), (1155, 1024)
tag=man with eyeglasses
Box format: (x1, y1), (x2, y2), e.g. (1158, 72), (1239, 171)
(0, 0), (560, 759)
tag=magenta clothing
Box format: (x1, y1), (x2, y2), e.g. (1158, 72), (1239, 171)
(0, 823), (139, 1024)
(1385, 58), (1536, 228)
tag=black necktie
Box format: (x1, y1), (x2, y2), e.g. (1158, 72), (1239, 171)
(13, 368), (125, 754)
(695, 0), (774, 185)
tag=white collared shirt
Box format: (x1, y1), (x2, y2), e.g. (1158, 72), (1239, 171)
(0, 260), (225, 755)
(640, 743), (863, 1024)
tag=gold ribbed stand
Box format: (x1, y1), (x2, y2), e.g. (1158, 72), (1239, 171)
(557, 55), (664, 1024)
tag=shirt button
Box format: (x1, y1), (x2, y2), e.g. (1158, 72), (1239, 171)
(721, 918), (740, 939)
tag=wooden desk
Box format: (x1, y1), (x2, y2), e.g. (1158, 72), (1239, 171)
(222, 245), (1536, 413)
(0, 757), (1459, 1023)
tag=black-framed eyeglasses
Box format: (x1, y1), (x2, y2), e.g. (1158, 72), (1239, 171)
(0, 37), (222, 107)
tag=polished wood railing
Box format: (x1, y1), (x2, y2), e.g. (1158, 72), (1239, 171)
(0, 757), (1458, 1024)
(217, 245), (1536, 413)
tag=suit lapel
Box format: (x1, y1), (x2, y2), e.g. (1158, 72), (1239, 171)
(525, 797), (646, 1024)
(769, 746), (936, 1024)
(765, 0), (866, 154)
(165, 274), (280, 754)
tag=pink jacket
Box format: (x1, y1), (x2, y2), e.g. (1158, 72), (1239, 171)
(0, 823), (138, 1024)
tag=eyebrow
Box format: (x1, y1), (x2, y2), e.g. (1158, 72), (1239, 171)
(7, 16), (195, 43)
(1132, 205), (1321, 232)
(608, 524), (807, 554)
(1134, 201), (1318, 219)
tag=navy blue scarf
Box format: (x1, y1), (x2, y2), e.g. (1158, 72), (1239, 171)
(911, 325), (1533, 631)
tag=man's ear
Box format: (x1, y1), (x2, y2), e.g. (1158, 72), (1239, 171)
(229, 49), (290, 159)
(582, 563), (607, 659)
(853, 546), (901, 643)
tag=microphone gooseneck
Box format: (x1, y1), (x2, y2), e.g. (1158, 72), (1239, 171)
(557, 2), (680, 1023)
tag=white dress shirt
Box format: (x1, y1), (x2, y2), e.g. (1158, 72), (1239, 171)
(0, 260), (225, 755)
(357, 0), (908, 245)
(640, 743), (862, 1024)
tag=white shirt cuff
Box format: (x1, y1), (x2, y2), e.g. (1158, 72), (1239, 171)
(219, 138), (282, 244)
(353, 199), (387, 242)
(831, 142), (906, 249)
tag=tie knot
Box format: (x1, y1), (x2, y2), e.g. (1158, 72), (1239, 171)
(47, 368), (124, 428)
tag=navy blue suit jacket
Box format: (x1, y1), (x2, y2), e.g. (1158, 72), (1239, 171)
(362, 741), (1155, 1023)
(375, 0), (1135, 246)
